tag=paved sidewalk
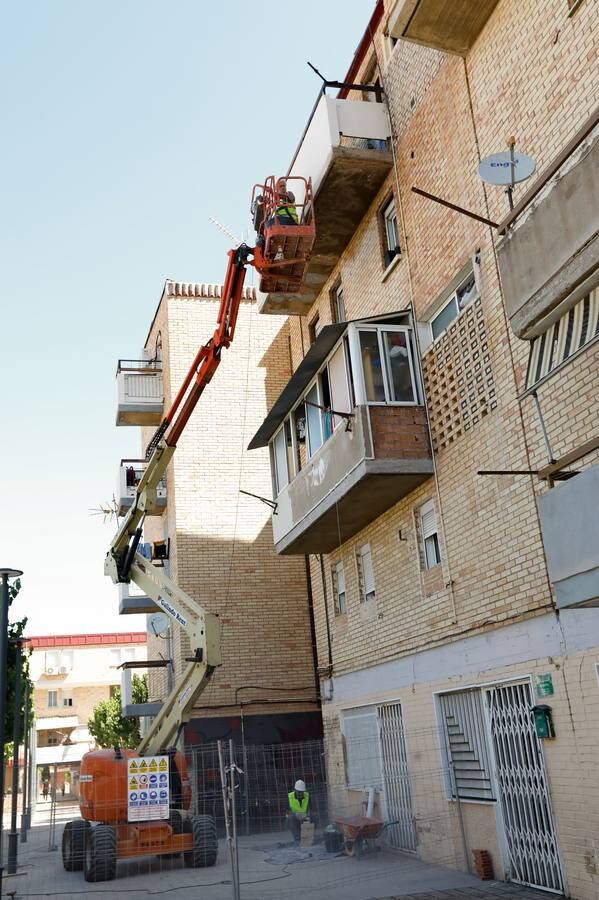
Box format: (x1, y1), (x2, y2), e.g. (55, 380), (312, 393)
(2, 803), (555, 900)
(382, 887), (554, 899)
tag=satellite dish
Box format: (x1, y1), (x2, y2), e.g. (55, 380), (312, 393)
(477, 151), (536, 186)
(148, 612), (169, 638)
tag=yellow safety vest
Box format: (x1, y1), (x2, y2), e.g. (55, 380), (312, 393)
(277, 204), (299, 224)
(288, 790), (309, 813)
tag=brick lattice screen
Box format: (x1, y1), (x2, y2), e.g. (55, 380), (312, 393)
(422, 297), (496, 452)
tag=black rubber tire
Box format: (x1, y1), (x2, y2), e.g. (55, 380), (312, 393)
(183, 814), (218, 868)
(84, 824), (118, 882)
(62, 819), (89, 871)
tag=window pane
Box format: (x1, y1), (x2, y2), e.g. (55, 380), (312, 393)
(456, 273), (478, 310)
(335, 286), (346, 323)
(284, 419), (294, 479)
(342, 707), (382, 789)
(382, 331), (415, 402)
(320, 368), (334, 440)
(306, 384), (322, 456)
(273, 428), (289, 493)
(359, 545), (376, 601)
(359, 331), (386, 402)
(424, 533), (440, 568)
(384, 201), (399, 251)
(431, 298), (458, 341)
(328, 344), (351, 430)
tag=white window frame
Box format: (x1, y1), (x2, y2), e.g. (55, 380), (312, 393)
(267, 320), (419, 482)
(382, 197), (400, 263)
(356, 543), (376, 603)
(341, 706), (383, 790)
(332, 561), (347, 615)
(47, 690), (58, 708)
(305, 378), (324, 457)
(270, 422), (292, 496)
(419, 499), (441, 569)
(429, 271), (479, 343)
(62, 692), (74, 708)
(269, 334), (353, 475)
(349, 324), (419, 407)
(334, 283), (346, 323)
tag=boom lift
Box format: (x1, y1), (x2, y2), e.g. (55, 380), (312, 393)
(61, 178), (314, 883)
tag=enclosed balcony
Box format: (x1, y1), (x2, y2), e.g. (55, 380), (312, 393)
(497, 116), (599, 339)
(117, 459), (167, 517)
(386, 0), (500, 56)
(115, 358), (163, 426)
(258, 95), (392, 315)
(249, 312), (433, 554)
(537, 465), (599, 609)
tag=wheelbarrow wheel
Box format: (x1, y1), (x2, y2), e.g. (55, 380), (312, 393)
(344, 836), (363, 857)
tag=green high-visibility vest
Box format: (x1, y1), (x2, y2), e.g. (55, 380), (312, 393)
(277, 204), (299, 224)
(288, 790), (309, 813)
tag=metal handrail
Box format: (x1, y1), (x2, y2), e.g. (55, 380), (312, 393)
(497, 105), (599, 234)
(116, 358), (162, 375)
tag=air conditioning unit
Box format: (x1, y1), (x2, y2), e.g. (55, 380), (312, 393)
(46, 667), (55, 675)
(59, 666), (68, 674)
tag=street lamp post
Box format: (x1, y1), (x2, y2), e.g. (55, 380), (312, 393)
(7, 639), (23, 874)
(0, 568), (23, 898)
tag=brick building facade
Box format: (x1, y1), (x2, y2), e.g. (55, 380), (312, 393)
(116, 280), (322, 746)
(249, 1), (599, 897)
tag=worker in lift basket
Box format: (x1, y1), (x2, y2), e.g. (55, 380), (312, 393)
(274, 178), (299, 226)
(287, 779), (312, 843)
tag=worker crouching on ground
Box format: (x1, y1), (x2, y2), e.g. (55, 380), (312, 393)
(287, 779), (312, 843)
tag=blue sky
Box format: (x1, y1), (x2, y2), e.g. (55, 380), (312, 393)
(1, 1), (372, 635)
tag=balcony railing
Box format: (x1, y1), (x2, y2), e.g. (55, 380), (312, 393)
(258, 95), (392, 315)
(116, 357), (164, 426)
(117, 459), (166, 517)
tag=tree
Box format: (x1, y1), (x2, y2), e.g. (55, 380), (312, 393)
(5, 578), (32, 761)
(87, 674), (148, 749)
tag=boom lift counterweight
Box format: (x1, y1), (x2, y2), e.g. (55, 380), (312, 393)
(62, 179), (315, 883)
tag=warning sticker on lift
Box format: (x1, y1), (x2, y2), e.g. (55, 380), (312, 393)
(127, 756), (169, 822)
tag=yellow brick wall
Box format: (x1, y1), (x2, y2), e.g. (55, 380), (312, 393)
(143, 290), (319, 719)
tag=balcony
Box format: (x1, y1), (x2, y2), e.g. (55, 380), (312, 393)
(249, 313), (433, 554)
(537, 465), (599, 609)
(258, 95), (392, 315)
(116, 358), (163, 426)
(387, 0), (500, 56)
(118, 581), (158, 615)
(274, 405), (432, 554)
(497, 115), (599, 339)
(117, 459), (167, 517)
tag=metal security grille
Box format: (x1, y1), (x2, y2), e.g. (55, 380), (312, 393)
(525, 287), (599, 389)
(439, 691), (495, 801)
(486, 682), (563, 893)
(377, 703), (416, 851)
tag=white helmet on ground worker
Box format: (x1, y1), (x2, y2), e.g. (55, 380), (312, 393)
(294, 779), (306, 792)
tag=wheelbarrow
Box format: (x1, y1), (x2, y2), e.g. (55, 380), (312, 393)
(334, 815), (398, 857)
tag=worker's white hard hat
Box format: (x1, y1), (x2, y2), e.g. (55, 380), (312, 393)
(294, 779), (306, 792)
